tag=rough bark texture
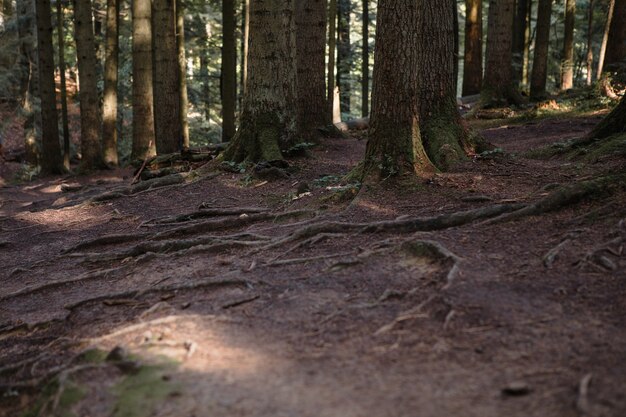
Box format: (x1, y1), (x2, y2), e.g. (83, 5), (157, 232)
(131, 0), (156, 160)
(417, 0), (466, 170)
(597, 0), (615, 79)
(363, 0), (433, 179)
(153, 0), (181, 155)
(296, 0), (330, 140)
(462, 0), (482, 96)
(605, 0), (626, 72)
(73, 0), (103, 169)
(242, 0), (249, 94)
(362, 0), (369, 118)
(512, 0), (528, 85)
(586, 0), (595, 86)
(176, 0), (189, 148)
(587, 95), (626, 140)
(35, 0), (63, 173)
(336, 0), (351, 115)
(223, 0), (298, 163)
(102, 0), (119, 166)
(57, 0), (70, 169)
(221, 0), (237, 143)
(327, 0), (337, 119)
(482, 0), (521, 105)
(560, 0), (576, 90)
(530, 0), (553, 100)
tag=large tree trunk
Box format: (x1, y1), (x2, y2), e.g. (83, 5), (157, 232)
(242, 0), (249, 94)
(221, 0), (237, 143)
(176, 0), (189, 148)
(587, 95), (626, 140)
(604, 0), (626, 73)
(73, 0), (103, 169)
(296, 0), (330, 140)
(35, 0), (63, 173)
(336, 0), (351, 115)
(597, 0), (615, 79)
(462, 0), (482, 96)
(131, 0), (156, 160)
(222, 0), (298, 163)
(362, 0), (369, 118)
(102, 0), (119, 166)
(363, 0), (433, 179)
(417, 0), (466, 170)
(586, 0), (594, 86)
(560, 0), (576, 90)
(327, 0), (337, 120)
(57, 0), (70, 169)
(152, 0), (181, 155)
(530, 0), (553, 100)
(482, 0), (521, 106)
(512, 0), (529, 86)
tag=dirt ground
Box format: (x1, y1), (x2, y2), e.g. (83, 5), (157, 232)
(1, 113), (625, 417)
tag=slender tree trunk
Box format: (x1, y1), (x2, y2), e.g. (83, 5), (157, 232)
(57, 0), (70, 170)
(131, 0), (156, 160)
(296, 0), (330, 140)
(336, 0), (351, 115)
(482, 0), (521, 105)
(176, 0), (189, 148)
(223, 0), (298, 163)
(200, 54), (210, 122)
(102, 0), (119, 166)
(512, 0), (529, 85)
(522, 0), (532, 85)
(327, 0), (337, 120)
(152, 0), (181, 154)
(35, 0), (63, 173)
(361, 0), (369, 118)
(560, 0), (575, 90)
(73, 0), (103, 169)
(453, 3), (459, 94)
(530, 0), (552, 100)
(462, 0), (482, 96)
(222, 0), (237, 142)
(363, 0), (433, 179)
(242, 0), (249, 94)
(605, 0), (626, 72)
(586, 0), (594, 86)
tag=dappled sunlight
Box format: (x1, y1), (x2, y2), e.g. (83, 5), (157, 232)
(353, 198), (397, 217)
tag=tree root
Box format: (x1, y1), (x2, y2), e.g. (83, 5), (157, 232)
(149, 207), (270, 225)
(89, 173), (190, 203)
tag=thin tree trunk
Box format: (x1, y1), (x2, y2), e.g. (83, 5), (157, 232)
(73, 0), (103, 169)
(462, 0), (482, 96)
(362, 0), (369, 118)
(242, 0), (249, 94)
(102, 0), (119, 166)
(131, 0), (156, 160)
(560, 0), (575, 90)
(597, 0), (615, 79)
(327, 0), (337, 120)
(176, 0), (189, 148)
(336, 0), (351, 115)
(530, 0), (552, 100)
(296, 0), (330, 140)
(35, 0), (63, 173)
(222, 0), (237, 142)
(522, 0), (532, 86)
(512, 0), (529, 86)
(586, 0), (594, 86)
(223, 0), (298, 163)
(153, 0), (181, 155)
(57, 0), (70, 170)
(605, 0), (626, 72)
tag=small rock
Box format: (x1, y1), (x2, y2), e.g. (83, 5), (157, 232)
(502, 381), (531, 396)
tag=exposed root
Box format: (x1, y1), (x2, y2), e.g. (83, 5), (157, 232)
(150, 207), (270, 225)
(63, 234), (149, 253)
(543, 239), (571, 268)
(266, 252), (353, 267)
(89, 173), (190, 203)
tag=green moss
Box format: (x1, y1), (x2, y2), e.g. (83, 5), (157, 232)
(20, 380), (85, 417)
(112, 365), (179, 417)
(575, 133), (626, 162)
(421, 118), (466, 170)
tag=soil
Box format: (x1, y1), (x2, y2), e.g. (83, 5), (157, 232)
(1, 112), (625, 417)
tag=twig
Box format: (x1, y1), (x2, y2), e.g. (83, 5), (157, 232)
(576, 373), (593, 416)
(132, 141), (154, 184)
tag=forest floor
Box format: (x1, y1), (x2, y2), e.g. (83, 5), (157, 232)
(1, 108), (625, 417)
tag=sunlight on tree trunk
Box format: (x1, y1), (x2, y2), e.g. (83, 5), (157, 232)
(102, 0), (119, 166)
(176, 0), (189, 149)
(560, 0), (576, 90)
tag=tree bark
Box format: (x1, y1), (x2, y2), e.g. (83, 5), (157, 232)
(362, 0), (369, 118)
(153, 0), (181, 155)
(223, 0), (298, 163)
(222, 0), (237, 142)
(512, 0), (529, 86)
(530, 0), (553, 100)
(102, 0), (119, 166)
(605, 0), (626, 72)
(131, 0), (156, 160)
(327, 0), (337, 120)
(363, 0), (434, 179)
(35, 0), (63, 173)
(176, 0), (189, 148)
(73, 0), (103, 169)
(560, 0), (576, 90)
(242, 0), (249, 94)
(462, 0), (482, 96)
(587, 94), (626, 140)
(56, 0), (70, 170)
(586, 0), (594, 86)
(522, 0), (532, 85)
(296, 0), (330, 140)
(597, 0), (615, 79)
(336, 0), (351, 115)
(482, 0), (521, 105)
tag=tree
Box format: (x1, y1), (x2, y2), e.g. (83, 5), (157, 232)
(327, 0), (337, 120)
(56, 0), (70, 169)
(222, 0), (298, 162)
(131, 0), (156, 160)
(512, 0), (529, 85)
(153, 0), (181, 155)
(587, 94), (626, 141)
(482, 0), (521, 105)
(74, 0), (103, 169)
(597, 0), (615, 79)
(296, 0), (331, 140)
(336, 0), (351, 115)
(176, 0), (189, 148)
(362, 0), (369, 118)
(35, 0), (63, 173)
(222, 0), (237, 143)
(604, 0), (626, 73)
(586, 0), (595, 86)
(560, 0), (575, 90)
(462, 0), (482, 96)
(102, 0), (119, 166)
(530, 0), (553, 100)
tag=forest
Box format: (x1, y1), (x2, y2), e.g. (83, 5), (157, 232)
(0, 0), (625, 415)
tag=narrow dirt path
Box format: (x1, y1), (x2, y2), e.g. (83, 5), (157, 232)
(1, 115), (625, 417)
